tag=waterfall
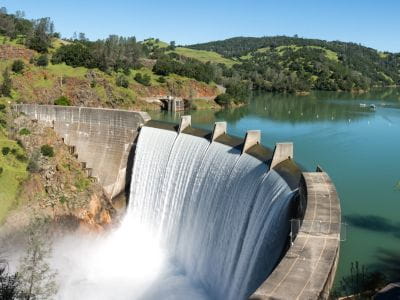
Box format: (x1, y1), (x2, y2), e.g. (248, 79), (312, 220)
(128, 126), (295, 300)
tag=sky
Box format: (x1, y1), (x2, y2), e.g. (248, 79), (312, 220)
(1, 0), (400, 52)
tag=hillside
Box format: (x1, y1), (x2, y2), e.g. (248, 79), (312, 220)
(188, 36), (400, 92)
(0, 38), (220, 110)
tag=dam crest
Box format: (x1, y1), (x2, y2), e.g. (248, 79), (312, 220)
(16, 104), (341, 300)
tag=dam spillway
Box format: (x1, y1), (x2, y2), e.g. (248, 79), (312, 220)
(128, 125), (295, 299)
(15, 104), (341, 299)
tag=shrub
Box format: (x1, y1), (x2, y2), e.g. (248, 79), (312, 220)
(35, 54), (49, 67)
(134, 73), (151, 86)
(116, 74), (129, 88)
(19, 128), (31, 135)
(0, 104), (6, 111)
(75, 177), (90, 192)
(40, 145), (54, 157)
(27, 151), (40, 173)
(0, 167), (3, 175)
(15, 154), (28, 162)
(59, 196), (67, 204)
(157, 76), (166, 83)
(54, 96), (70, 106)
(123, 68), (131, 76)
(1, 68), (12, 97)
(11, 60), (25, 73)
(16, 139), (24, 148)
(215, 93), (234, 106)
(2, 147), (10, 155)
(0, 118), (6, 127)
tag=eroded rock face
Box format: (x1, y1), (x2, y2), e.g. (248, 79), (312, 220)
(2, 115), (117, 236)
(0, 45), (36, 60)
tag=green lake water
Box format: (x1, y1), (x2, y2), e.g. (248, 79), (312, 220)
(149, 88), (400, 285)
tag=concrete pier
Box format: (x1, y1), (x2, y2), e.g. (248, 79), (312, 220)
(271, 142), (293, 169)
(242, 130), (261, 153)
(178, 115), (191, 133)
(212, 122), (227, 141)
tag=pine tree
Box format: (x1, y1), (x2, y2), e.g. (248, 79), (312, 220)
(0, 262), (19, 299)
(1, 68), (12, 97)
(18, 218), (58, 300)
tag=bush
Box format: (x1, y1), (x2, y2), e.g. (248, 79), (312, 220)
(157, 76), (166, 83)
(134, 73), (151, 86)
(2, 147), (10, 155)
(0, 167), (3, 175)
(35, 54), (49, 67)
(116, 74), (129, 88)
(0, 104), (6, 111)
(54, 96), (70, 106)
(215, 93), (234, 106)
(27, 151), (40, 173)
(11, 60), (25, 73)
(1, 68), (12, 97)
(51, 43), (95, 68)
(19, 128), (31, 135)
(15, 154), (28, 162)
(40, 145), (54, 157)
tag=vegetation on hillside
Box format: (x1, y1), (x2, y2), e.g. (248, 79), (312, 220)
(0, 9), (221, 109)
(2, 7), (400, 100)
(188, 36), (400, 93)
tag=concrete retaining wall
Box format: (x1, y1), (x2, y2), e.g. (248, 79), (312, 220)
(15, 104), (150, 199)
(250, 170), (341, 300)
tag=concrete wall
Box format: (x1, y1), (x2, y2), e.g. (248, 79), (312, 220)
(250, 170), (341, 300)
(15, 104), (150, 199)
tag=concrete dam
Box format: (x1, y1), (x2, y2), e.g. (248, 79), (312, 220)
(16, 104), (341, 299)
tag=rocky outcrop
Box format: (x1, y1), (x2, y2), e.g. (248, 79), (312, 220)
(6, 115), (116, 232)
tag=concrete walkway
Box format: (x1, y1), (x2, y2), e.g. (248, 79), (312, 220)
(250, 171), (341, 299)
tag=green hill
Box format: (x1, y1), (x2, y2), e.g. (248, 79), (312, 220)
(188, 36), (400, 92)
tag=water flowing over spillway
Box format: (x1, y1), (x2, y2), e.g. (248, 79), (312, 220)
(128, 126), (296, 299)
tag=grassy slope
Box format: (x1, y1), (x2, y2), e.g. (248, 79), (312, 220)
(171, 47), (237, 66)
(142, 38), (237, 66)
(0, 100), (28, 223)
(240, 45), (339, 62)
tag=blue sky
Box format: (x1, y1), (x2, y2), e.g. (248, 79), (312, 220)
(1, 0), (400, 52)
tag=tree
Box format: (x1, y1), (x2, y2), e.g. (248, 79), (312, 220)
(51, 43), (94, 68)
(78, 32), (87, 41)
(18, 218), (58, 300)
(0, 68), (12, 97)
(35, 54), (49, 67)
(116, 74), (129, 88)
(26, 18), (52, 53)
(0, 262), (19, 300)
(11, 60), (25, 73)
(134, 73), (151, 86)
(168, 41), (176, 50)
(40, 145), (54, 157)
(54, 96), (71, 106)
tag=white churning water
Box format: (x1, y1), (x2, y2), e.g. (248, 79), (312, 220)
(126, 126), (296, 299)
